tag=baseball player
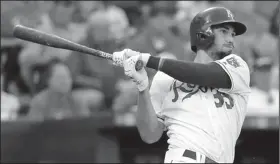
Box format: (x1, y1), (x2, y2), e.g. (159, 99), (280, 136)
(112, 7), (251, 163)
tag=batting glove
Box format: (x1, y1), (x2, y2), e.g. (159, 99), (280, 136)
(112, 49), (151, 67)
(125, 49), (151, 67)
(112, 49), (126, 67)
(112, 49), (136, 67)
(124, 55), (149, 92)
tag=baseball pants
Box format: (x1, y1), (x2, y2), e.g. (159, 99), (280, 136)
(164, 148), (218, 163)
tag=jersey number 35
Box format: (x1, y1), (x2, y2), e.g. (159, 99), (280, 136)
(213, 91), (234, 109)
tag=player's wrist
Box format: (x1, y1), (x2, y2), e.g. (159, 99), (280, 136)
(140, 53), (151, 66)
(136, 75), (149, 92)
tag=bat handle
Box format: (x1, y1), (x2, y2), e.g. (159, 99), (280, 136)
(135, 60), (144, 71)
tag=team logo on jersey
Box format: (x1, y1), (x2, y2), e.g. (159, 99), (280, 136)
(170, 80), (209, 102)
(226, 57), (240, 68)
(170, 80), (234, 110)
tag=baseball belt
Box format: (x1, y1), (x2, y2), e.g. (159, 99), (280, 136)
(183, 149), (218, 163)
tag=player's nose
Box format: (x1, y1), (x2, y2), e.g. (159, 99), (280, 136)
(225, 36), (234, 48)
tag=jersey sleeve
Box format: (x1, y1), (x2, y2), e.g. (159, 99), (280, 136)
(150, 71), (174, 124)
(214, 54), (251, 95)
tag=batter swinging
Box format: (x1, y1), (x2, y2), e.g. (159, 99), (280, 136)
(112, 7), (251, 163)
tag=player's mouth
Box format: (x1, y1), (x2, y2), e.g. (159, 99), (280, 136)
(223, 44), (234, 49)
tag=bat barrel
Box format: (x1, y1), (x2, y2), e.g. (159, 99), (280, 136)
(12, 25), (143, 70)
(13, 25), (113, 59)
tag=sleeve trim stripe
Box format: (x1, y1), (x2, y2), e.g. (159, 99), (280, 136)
(157, 115), (164, 121)
(157, 118), (164, 123)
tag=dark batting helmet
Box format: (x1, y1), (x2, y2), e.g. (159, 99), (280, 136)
(189, 7), (247, 52)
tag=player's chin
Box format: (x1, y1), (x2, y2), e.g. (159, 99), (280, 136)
(217, 49), (232, 59)
(223, 46), (233, 52)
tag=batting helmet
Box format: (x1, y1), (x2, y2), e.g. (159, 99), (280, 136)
(190, 7), (247, 52)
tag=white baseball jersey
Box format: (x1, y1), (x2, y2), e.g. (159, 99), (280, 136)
(149, 54), (251, 163)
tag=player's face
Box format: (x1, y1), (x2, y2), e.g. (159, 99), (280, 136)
(211, 24), (236, 58)
(48, 63), (72, 93)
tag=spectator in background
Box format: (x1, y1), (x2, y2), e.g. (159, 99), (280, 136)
(1, 1), (53, 102)
(18, 1), (84, 95)
(71, 1), (101, 41)
(251, 31), (278, 103)
(65, 30), (105, 112)
(1, 52), (20, 121)
(150, 1), (177, 17)
(269, 4), (279, 91)
(72, 1), (102, 23)
(235, 31), (278, 104)
(112, 79), (138, 114)
(1, 44), (29, 96)
(269, 5), (279, 79)
(1, 83), (21, 121)
(66, 6), (128, 110)
(87, 1), (133, 44)
(28, 59), (90, 121)
(110, 1), (142, 28)
(270, 4), (279, 37)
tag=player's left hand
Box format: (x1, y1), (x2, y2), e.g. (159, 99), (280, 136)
(112, 49), (151, 67)
(112, 49), (139, 67)
(123, 55), (149, 92)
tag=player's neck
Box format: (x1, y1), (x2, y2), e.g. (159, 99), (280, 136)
(194, 50), (215, 64)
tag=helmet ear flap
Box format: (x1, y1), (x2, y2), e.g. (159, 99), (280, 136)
(195, 31), (215, 51)
(196, 33), (208, 40)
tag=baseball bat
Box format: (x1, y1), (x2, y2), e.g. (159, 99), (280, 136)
(12, 25), (144, 71)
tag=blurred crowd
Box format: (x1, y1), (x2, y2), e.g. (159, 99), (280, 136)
(1, 1), (279, 122)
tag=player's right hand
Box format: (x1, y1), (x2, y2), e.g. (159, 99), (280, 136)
(124, 55), (149, 92)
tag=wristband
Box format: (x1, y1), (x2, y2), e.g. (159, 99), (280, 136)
(146, 56), (161, 70)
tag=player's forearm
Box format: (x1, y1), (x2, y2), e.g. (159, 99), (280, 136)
(146, 56), (231, 88)
(136, 89), (164, 144)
